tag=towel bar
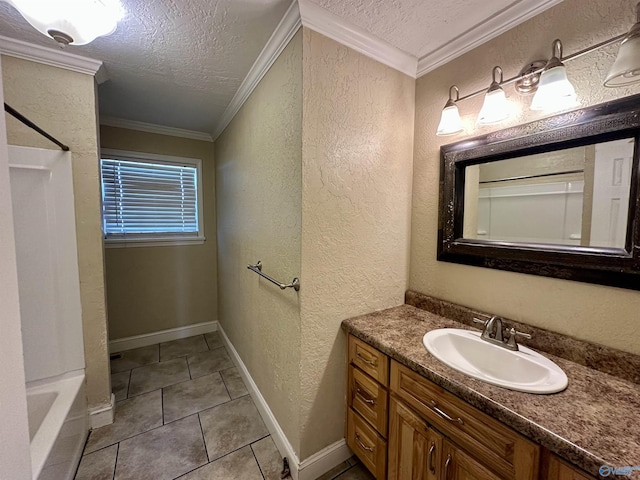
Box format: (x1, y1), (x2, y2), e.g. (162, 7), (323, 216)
(247, 261), (300, 291)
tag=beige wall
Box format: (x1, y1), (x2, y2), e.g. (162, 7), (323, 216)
(299, 29), (415, 458)
(2, 56), (111, 409)
(214, 28), (415, 460)
(411, 0), (640, 356)
(215, 30), (303, 453)
(100, 126), (217, 339)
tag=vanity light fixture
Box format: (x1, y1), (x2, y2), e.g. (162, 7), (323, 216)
(477, 66), (510, 124)
(435, 2), (640, 136)
(605, 3), (640, 86)
(436, 86), (463, 136)
(5, 0), (125, 47)
(530, 40), (577, 111)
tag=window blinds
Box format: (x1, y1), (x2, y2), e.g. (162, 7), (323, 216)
(101, 158), (199, 236)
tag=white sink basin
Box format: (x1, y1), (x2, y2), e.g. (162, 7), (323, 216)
(423, 329), (568, 394)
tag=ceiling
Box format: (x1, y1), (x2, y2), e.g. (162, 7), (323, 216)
(0, 0), (559, 135)
(309, 0), (521, 59)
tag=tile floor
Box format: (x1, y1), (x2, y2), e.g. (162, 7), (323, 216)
(74, 333), (373, 480)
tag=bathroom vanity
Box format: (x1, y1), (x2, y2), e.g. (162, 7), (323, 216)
(343, 292), (640, 480)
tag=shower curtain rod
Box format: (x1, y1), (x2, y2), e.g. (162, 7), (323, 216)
(3, 103), (70, 151)
(479, 169), (584, 184)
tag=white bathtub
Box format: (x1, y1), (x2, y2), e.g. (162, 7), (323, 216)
(26, 372), (89, 480)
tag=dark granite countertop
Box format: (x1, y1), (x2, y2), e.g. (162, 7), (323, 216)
(342, 304), (640, 478)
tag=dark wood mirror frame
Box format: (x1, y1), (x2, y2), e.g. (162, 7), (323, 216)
(438, 93), (640, 291)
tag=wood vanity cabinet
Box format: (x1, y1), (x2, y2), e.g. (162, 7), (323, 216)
(346, 335), (597, 480)
(348, 335), (542, 480)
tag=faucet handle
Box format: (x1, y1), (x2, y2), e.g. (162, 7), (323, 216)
(506, 327), (532, 350)
(513, 329), (532, 340)
(473, 317), (488, 327)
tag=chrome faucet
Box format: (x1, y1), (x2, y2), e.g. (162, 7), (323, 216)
(484, 316), (504, 342)
(473, 316), (532, 351)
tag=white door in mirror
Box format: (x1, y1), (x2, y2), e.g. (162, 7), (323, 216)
(423, 329), (568, 394)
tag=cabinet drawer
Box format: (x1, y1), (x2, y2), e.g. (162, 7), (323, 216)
(391, 361), (539, 480)
(349, 365), (388, 436)
(347, 408), (387, 480)
(349, 335), (389, 386)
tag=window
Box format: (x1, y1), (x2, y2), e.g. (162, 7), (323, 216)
(100, 149), (204, 246)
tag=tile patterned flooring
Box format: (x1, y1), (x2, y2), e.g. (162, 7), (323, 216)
(74, 333), (372, 480)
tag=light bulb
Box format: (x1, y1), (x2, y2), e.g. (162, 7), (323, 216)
(436, 86), (463, 136)
(476, 66), (510, 125)
(605, 3), (640, 87)
(437, 101), (463, 136)
(477, 87), (509, 125)
(531, 40), (577, 112)
(530, 64), (577, 111)
(605, 35), (640, 87)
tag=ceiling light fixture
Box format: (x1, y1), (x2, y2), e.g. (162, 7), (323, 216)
(477, 66), (510, 124)
(436, 86), (463, 136)
(530, 40), (577, 111)
(6, 0), (125, 47)
(436, 2), (640, 136)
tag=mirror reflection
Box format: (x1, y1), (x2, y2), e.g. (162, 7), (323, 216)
(462, 138), (634, 248)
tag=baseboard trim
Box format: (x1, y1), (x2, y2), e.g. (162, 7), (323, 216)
(89, 393), (115, 429)
(298, 439), (352, 480)
(109, 321), (218, 352)
(218, 323), (352, 480)
(218, 324), (301, 479)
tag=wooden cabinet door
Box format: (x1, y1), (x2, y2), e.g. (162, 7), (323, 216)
(442, 440), (501, 480)
(388, 398), (442, 480)
(545, 454), (595, 480)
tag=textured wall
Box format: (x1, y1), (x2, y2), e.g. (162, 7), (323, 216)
(2, 56), (111, 409)
(299, 29), (415, 459)
(411, 0), (640, 355)
(215, 30), (303, 454)
(100, 126), (217, 339)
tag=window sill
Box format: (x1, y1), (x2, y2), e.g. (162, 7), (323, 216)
(104, 236), (206, 248)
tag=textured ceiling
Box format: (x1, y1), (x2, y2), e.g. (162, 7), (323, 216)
(0, 0), (291, 133)
(308, 0), (523, 58)
(0, 0), (556, 134)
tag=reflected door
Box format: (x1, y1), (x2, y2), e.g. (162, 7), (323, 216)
(590, 140), (634, 248)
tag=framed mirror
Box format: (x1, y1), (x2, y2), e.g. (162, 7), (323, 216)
(438, 94), (640, 290)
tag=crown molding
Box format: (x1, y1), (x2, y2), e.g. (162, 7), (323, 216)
(212, 0), (302, 141)
(298, 0), (417, 79)
(101, 117), (214, 142)
(416, 0), (564, 77)
(0, 35), (103, 77)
